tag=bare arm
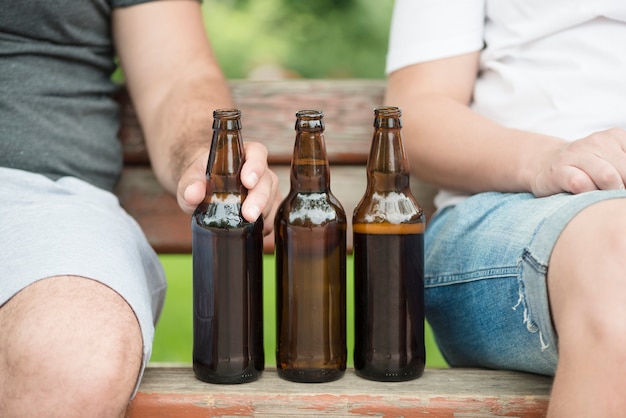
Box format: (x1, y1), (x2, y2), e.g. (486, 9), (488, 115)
(385, 53), (626, 196)
(112, 1), (280, 228)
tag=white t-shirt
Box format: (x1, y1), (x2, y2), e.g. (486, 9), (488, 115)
(386, 0), (626, 210)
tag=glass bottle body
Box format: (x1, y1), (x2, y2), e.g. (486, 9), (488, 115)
(192, 109), (264, 384)
(275, 110), (347, 383)
(352, 106), (425, 381)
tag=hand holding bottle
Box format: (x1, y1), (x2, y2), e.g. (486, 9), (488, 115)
(177, 140), (281, 235)
(192, 109), (264, 384)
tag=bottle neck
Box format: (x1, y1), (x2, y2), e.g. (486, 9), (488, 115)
(290, 111), (330, 192)
(367, 124), (411, 191)
(206, 110), (246, 195)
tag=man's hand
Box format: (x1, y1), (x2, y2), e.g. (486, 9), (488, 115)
(532, 128), (626, 197)
(177, 141), (281, 236)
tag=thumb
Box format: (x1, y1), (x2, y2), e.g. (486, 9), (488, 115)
(176, 152), (209, 214)
(178, 179), (206, 214)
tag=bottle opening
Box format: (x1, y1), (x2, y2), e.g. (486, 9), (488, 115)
(374, 106), (402, 117)
(373, 106), (402, 128)
(214, 108), (241, 118)
(296, 109), (323, 119)
(213, 108), (242, 129)
(295, 109), (324, 131)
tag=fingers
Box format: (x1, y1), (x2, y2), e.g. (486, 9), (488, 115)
(556, 165), (601, 195)
(176, 150), (209, 214)
(577, 129), (626, 191)
(556, 151), (623, 194)
(263, 170), (282, 236)
(604, 128), (626, 189)
(540, 129), (626, 196)
(177, 141), (282, 236)
(578, 157), (624, 191)
(240, 142), (269, 189)
(241, 143), (282, 234)
(180, 180), (206, 213)
(242, 169), (281, 232)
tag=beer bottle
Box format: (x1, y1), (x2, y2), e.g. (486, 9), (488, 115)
(192, 108), (264, 384)
(275, 110), (347, 383)
(352, 106), (425, 381)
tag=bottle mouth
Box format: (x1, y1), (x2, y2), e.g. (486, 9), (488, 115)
(374, 106), (401, 117)
(213, 108), (242, 119)
(295, 109), (324, 131)
(373, 106), (402, 128)
(296, 109), (324, 119)
(213, 108), (242, 130)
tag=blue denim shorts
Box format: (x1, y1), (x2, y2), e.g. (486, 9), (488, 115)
(425, 190), (626, 375)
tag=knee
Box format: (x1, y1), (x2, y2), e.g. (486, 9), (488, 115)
(4, 347), (142, 417)
(0, 276), (144, 417)
(549, 199), (626, 349)
(57, 348), (143, 416)
(1, 331), (142, 417)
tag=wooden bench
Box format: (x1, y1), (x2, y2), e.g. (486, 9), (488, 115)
(114, 79), (438, 253)
(115, 79), (552, 416)
(126, 366), (551, 417)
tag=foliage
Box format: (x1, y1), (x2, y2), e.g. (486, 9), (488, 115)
(152, 254), (449, 368)
(202, 0), (394, 79)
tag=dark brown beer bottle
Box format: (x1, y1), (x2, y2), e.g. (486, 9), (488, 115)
(192, 108), (264, 384)
(352, 106), (425, 381)
(275, 110), (347, 383)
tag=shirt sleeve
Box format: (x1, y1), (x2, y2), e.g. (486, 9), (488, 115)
(386, 0), (486, 75)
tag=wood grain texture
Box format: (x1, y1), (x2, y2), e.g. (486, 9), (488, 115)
(115, 165), (436, 254)
(118, 81), (549, 417)
(127, 367), (552, 417)
(117, 79), (386, 165)
(115, 79), (438, 254)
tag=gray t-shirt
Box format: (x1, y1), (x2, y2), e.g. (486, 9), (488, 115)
(0, 0), (156, 191)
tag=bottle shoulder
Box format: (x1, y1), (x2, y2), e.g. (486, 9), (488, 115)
(277, 190), (347, 226)
(353, 190), (423, 225)
(193, 193), (254, 229)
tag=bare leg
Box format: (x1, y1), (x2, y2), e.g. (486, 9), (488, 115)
(548, 199), (626, 417)
(0, 276), (143, 418)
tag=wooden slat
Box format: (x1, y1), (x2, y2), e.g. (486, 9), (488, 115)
(231, 79), (387, 164)
(127, 367), (552, 417)
(115, 165), (437, 254)
(117, 81), (549, 416)
(115, 79), (438, 254)
(117, 79), (386, 165)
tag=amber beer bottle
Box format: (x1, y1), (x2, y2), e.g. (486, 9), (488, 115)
(191, 108), (264, 384)
(353, 106), (425, 381)
(275, 110), (347, 383)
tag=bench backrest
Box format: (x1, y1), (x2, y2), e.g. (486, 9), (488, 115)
(115, 79), (437, 254)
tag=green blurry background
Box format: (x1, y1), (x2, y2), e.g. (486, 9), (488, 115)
(204, 0), (394, 79)
(150, 0), (448, 368)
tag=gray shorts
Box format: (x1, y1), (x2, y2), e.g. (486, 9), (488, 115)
(0, 167), (167, 392)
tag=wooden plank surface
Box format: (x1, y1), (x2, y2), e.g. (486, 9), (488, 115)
(117, 79), (386, 165)
(115, 165), (437, 254)
(115, 79), (438, 254)
(127, 367), (552, 417)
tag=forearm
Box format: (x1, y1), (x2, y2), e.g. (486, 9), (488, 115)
(140, 70), (233, 195)
(113, 1), (280, 223)
(113, 0), (232, 195)
(385, 60), (566, 195)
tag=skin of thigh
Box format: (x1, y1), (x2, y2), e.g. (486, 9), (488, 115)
(547, 198), (626, 417)
(0, 275), (143, 418)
